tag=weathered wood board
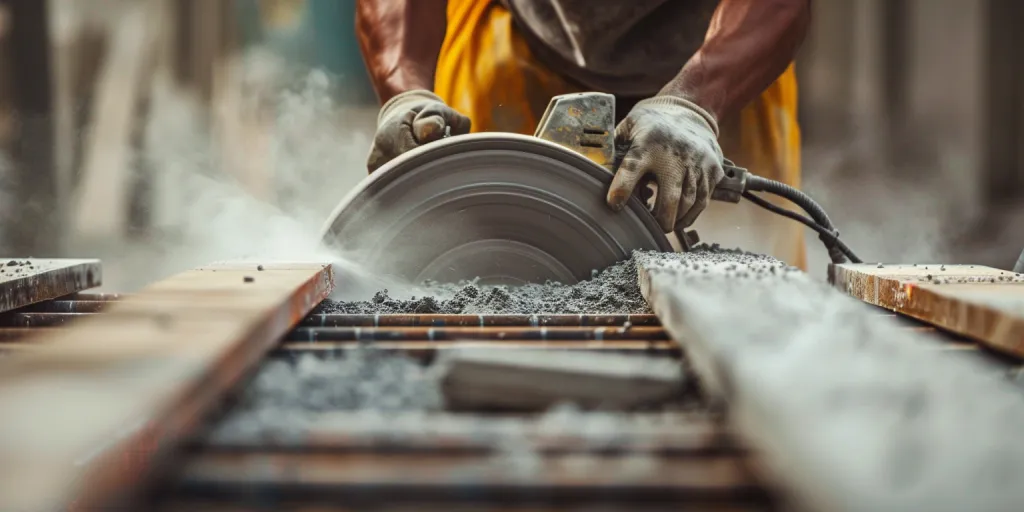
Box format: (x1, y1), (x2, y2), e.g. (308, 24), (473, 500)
(0, 258), (101, 313)
(440, 348), (685, 411)
(0, 261), (333, 511)
(638, 250), (1024, 512)
(72, 0), (161, 239)
(831, 264), (1024, 357)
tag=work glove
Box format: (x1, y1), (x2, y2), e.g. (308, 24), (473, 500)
(606, 96), (725, 233)
(366, 89), (472, 173)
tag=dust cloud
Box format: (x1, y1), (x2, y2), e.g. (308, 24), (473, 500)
(72, 49), (381, 290)
(801, 148), (966, 271)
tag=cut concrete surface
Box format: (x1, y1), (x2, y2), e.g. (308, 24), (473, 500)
(636, 246), (1024, 512)
(439, 348), (686, 411)
(317, 256), (650, 315)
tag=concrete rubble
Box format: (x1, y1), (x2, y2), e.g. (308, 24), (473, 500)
(208, 252), (711, 441)
(316, 255), (650, 315)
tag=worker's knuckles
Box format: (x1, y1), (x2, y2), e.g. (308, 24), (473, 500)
(415, 101), (471, 135)
(412, 115), (446, 143)
(630, 128), (700, 177)
(369, 118), (421, 170)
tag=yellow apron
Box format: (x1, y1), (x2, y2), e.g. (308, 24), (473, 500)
(434, 0), (806, 270)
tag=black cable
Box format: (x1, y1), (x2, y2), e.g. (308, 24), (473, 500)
(745, 175), (837, 230)
(743, 175), (859, 264)
(742, 191), (863, 264)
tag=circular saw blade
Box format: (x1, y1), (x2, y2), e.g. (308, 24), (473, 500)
(320, 133), (671, 285)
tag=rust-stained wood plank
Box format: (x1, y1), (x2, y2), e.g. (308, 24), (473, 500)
(276, 339), (679, 353)
(175, 451), (760, 498)
(831, 264), (1024, 358)
(637, 251), (1024, 512)
(0, 328), (45, 342)
(289, 326), (668, 342)
(0, 258), (101, 313)
(0, 261), (334, 512)
(0, 341), (34, 352)
(158, 501), (769, 512)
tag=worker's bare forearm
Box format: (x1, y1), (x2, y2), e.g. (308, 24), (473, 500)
(660, 0), (810, 121)
(355, 0), (448, 103)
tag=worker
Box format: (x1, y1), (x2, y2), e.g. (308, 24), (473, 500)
(356, 0), (811, 269)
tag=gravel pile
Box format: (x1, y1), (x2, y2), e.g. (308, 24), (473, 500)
(315, 255), (650, 315)
(209, 348), (445, 440)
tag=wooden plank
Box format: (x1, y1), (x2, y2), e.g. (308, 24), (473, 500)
(440, 348), (685, 411)
(0, 258), (101, 312)
(158, 501), (769, 512)
(71, 0), (161, 239)
(637, 251), (1024, 512)
(276, 339), (678, 353)
(176, 451), (759, 498)
(0, 261), (334, 512)
(831, 264), (1024, 357)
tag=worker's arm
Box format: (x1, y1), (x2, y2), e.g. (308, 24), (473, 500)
(609, 0), (810, 233)
(355, 0), (471, 172)
(661, 0), (811, 121)
(355, 0), (447, 102)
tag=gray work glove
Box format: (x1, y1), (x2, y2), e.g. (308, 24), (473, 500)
(366, 89), (472, 173)
(606, 96), (725, 232)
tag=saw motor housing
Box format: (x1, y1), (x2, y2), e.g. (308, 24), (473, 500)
(533, 92), (617, 171)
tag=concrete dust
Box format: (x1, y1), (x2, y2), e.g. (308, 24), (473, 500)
(231, 350), (443, 412)
(208, 347), (704, 449)
(46, 49), (378, 290)
(210, 348), (445, 440)
(315, 254), (651, 315)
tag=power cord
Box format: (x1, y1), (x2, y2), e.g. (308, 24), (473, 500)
(734, 172), (861, 264)
(741, 190), (862, 264)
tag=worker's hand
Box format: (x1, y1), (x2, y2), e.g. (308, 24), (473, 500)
(367, 89), (472, 173)
(607, 96), (725, 232)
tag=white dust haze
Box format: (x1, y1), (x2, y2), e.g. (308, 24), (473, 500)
(71, 50), (381, 291)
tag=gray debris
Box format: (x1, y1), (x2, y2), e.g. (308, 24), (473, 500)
(210, 348), (444, 440)
(315, 253), (651, 315)
(209, 250), (716, 442)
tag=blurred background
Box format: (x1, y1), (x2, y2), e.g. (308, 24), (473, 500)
(0, 0), (1020, 290)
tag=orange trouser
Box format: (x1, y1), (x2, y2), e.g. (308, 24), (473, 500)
(434, 0), (806, 269)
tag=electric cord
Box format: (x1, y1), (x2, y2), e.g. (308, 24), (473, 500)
(739, 175), (862, 264)
(741, 191), (862, 264)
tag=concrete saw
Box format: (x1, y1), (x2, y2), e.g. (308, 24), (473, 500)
(320, 130), (671, 286)
(321, 92), (862, 286)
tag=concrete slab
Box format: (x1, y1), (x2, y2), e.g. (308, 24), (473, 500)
(637, 248), (1024, 512)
